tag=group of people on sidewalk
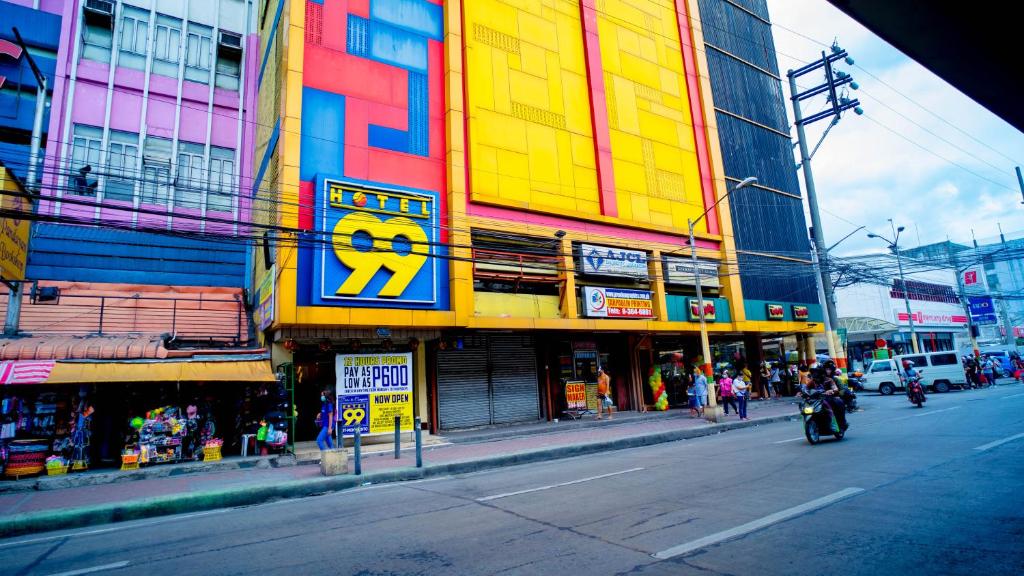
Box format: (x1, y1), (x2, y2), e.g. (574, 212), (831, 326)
(963, 353), (1024, 387)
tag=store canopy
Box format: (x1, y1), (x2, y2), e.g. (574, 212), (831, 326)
(838, 317), (899, 336)
(38, 360), (276, 384)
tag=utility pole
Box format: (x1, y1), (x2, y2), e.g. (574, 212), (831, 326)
(947, 244), (980, 357)
(788, 43), (862, 369)
(4, 27), (45, 336)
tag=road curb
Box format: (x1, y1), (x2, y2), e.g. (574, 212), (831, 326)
(0, 413), (798, 539)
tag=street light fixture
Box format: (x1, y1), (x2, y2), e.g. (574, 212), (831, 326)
(867, 220), (920, 353)
(688, 176), (757, 422)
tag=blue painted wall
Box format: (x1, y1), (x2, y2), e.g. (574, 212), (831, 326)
(0, 1), (62, 182)
(27, 224), (247, 287)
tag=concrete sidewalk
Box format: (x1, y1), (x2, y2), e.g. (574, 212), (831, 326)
(0, 398), (798, 538)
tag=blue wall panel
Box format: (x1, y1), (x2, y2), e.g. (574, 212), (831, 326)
(27, 224), (246, 287)
(300, 87), (345, 181)
(370, 0), (444, 41)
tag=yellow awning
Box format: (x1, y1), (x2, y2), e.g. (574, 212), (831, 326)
(46, 360), (277, 384)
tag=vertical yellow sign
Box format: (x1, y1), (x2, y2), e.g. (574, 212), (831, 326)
(0, 166), (31, 282)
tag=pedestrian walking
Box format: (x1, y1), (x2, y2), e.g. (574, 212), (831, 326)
(757, 362), (771, 400)
(733, 373), (750, 420)
(596, 368), (614, 420)
(316, 388), (335, 450)
(769, 363), (782, 398)
(718, 370), (738, 415)
(982, 356), (995, 387)
(693, 367), (707, 418)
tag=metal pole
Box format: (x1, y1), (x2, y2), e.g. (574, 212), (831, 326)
(789, 72), (843, 368)
(894, 246), (920, 353)
(689, 219), (720, 422)
(949, 247), (980, 357)
(3, 283), (21, 336)
(414, 416), (422, 468)
(353, 428), (362, 475)
(394, 415), (401, 459)
(809, 235), (837, 360)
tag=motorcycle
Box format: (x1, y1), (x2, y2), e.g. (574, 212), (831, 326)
(799, 390), (846, 444)
(906, 373), (926, 408)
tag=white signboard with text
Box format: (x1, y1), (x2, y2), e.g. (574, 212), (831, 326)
(580, 244), (649, 279)
(335, 353), (414, 437)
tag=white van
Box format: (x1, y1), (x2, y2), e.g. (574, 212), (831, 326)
(862, 351), (967, 395)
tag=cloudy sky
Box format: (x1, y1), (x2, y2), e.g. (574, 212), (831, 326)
(765, 0), (1024, 256)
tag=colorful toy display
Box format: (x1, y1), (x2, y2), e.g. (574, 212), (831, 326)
(648, 366), (669, 411)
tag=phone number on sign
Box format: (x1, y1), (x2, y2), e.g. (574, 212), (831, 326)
(608, 307), (652, 317)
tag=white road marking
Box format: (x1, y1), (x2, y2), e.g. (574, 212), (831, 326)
(0, 509), (228, 549)
(43, 561), (130, 576)
(476, 467), (645, 502)
(891, 405), (961, 421)
(974, 431), (1024, 452)
(652, 487), (866, 560)
(772, 437), (805, 444)
(1001, 393), (1024, 400)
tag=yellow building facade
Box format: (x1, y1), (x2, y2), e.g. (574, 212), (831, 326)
(251, 0), (822, 434)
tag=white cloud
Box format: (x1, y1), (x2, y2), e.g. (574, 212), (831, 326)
(765, 0), (1024, 255)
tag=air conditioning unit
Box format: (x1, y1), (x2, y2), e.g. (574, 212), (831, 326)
(217, 31), (243, 57)
(83, 0), (115, 28)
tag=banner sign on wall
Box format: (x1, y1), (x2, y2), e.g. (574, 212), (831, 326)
(335, 353), (414, 437)
(580, 244), (649, 279)
(766, 303), (785, 320)
(792, 305), (809, 321)
(583, 287), (653, 318)
(663, 256), (721, 288)
(254, 265), (275, 331)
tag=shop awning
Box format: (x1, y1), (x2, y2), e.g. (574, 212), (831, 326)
(0, 361), (56, 385)
(41, 359), (277, 384)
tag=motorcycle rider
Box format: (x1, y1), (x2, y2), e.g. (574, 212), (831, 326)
(799, 363), (848, 433)
(903, 360), (924, 397)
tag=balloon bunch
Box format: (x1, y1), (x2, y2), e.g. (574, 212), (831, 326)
(648, 365), (669, 411)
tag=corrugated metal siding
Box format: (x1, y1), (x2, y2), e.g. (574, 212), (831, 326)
(437, 347), (491, 430)
(489, 335), (540, 425)
(697, 0), (778, 74)
(26, 224), (247, 287)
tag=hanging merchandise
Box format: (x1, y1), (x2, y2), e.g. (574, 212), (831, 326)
(136, 406), (185, 465)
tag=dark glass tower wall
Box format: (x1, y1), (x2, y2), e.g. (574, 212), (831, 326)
(697, 0), (818, 305)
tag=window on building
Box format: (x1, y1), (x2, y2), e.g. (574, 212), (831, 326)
(141, 136), (172, 205)
(70, 125), (103, 196)
(207, 147), (235, 212)
(152, 14), (182, 77)
(185, 23), (214, 83)
(105, 131), (139, 202)
(215, 52), (241, 91)
(175, 142), (205, 209)
(118, 6), (149, 70)
(82, 21), (114, 63)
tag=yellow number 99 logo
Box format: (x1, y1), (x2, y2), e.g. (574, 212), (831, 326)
(332, 212), (429, 298)
(342, 407), (366, 426)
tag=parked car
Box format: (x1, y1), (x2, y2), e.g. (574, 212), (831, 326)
(861, 351), (968, 395)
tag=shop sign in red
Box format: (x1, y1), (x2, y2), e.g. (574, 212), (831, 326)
(565, 381), (587, 410)
(792, 305), (809, 320)
(767, 303), (785, 320)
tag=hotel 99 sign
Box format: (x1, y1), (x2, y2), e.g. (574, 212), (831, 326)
(313, 177), (445, 309)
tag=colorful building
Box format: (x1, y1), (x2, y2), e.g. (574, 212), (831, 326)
(254, 0), (823, 435)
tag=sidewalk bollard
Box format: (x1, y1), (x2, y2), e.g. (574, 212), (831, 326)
(414, 416), (422, 468)
(353, 428), (362, 475)
(394, 415), (401, 459)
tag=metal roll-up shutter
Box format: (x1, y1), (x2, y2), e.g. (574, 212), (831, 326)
(489, 335), (540, 424)
(437, 347), (490, 430)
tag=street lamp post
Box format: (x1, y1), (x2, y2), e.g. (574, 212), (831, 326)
(868, 220), (920, 354)
(689, 176), (757, 422)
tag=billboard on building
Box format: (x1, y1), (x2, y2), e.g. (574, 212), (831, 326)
(580, 244), (648, 278)
(664, 257), (721, 288)
(335, 353), (414, 437)
(583, 287), (653, 319)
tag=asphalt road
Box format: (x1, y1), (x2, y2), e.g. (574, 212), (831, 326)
(2, 384), (1024, 576)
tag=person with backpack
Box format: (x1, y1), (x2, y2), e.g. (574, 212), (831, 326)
(718, 370), (738, 415)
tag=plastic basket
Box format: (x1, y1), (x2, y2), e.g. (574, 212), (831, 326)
(120, 453), (140, 471)
(46, 465), (69, 476)
(203, 445), (222, 461)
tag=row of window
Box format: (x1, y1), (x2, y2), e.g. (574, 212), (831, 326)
(890, 279), (960, 304)
(82, 6), (242, 91)
(70, 124), (236, 213)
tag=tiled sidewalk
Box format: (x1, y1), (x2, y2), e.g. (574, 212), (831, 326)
(0, 399), (796, 518)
